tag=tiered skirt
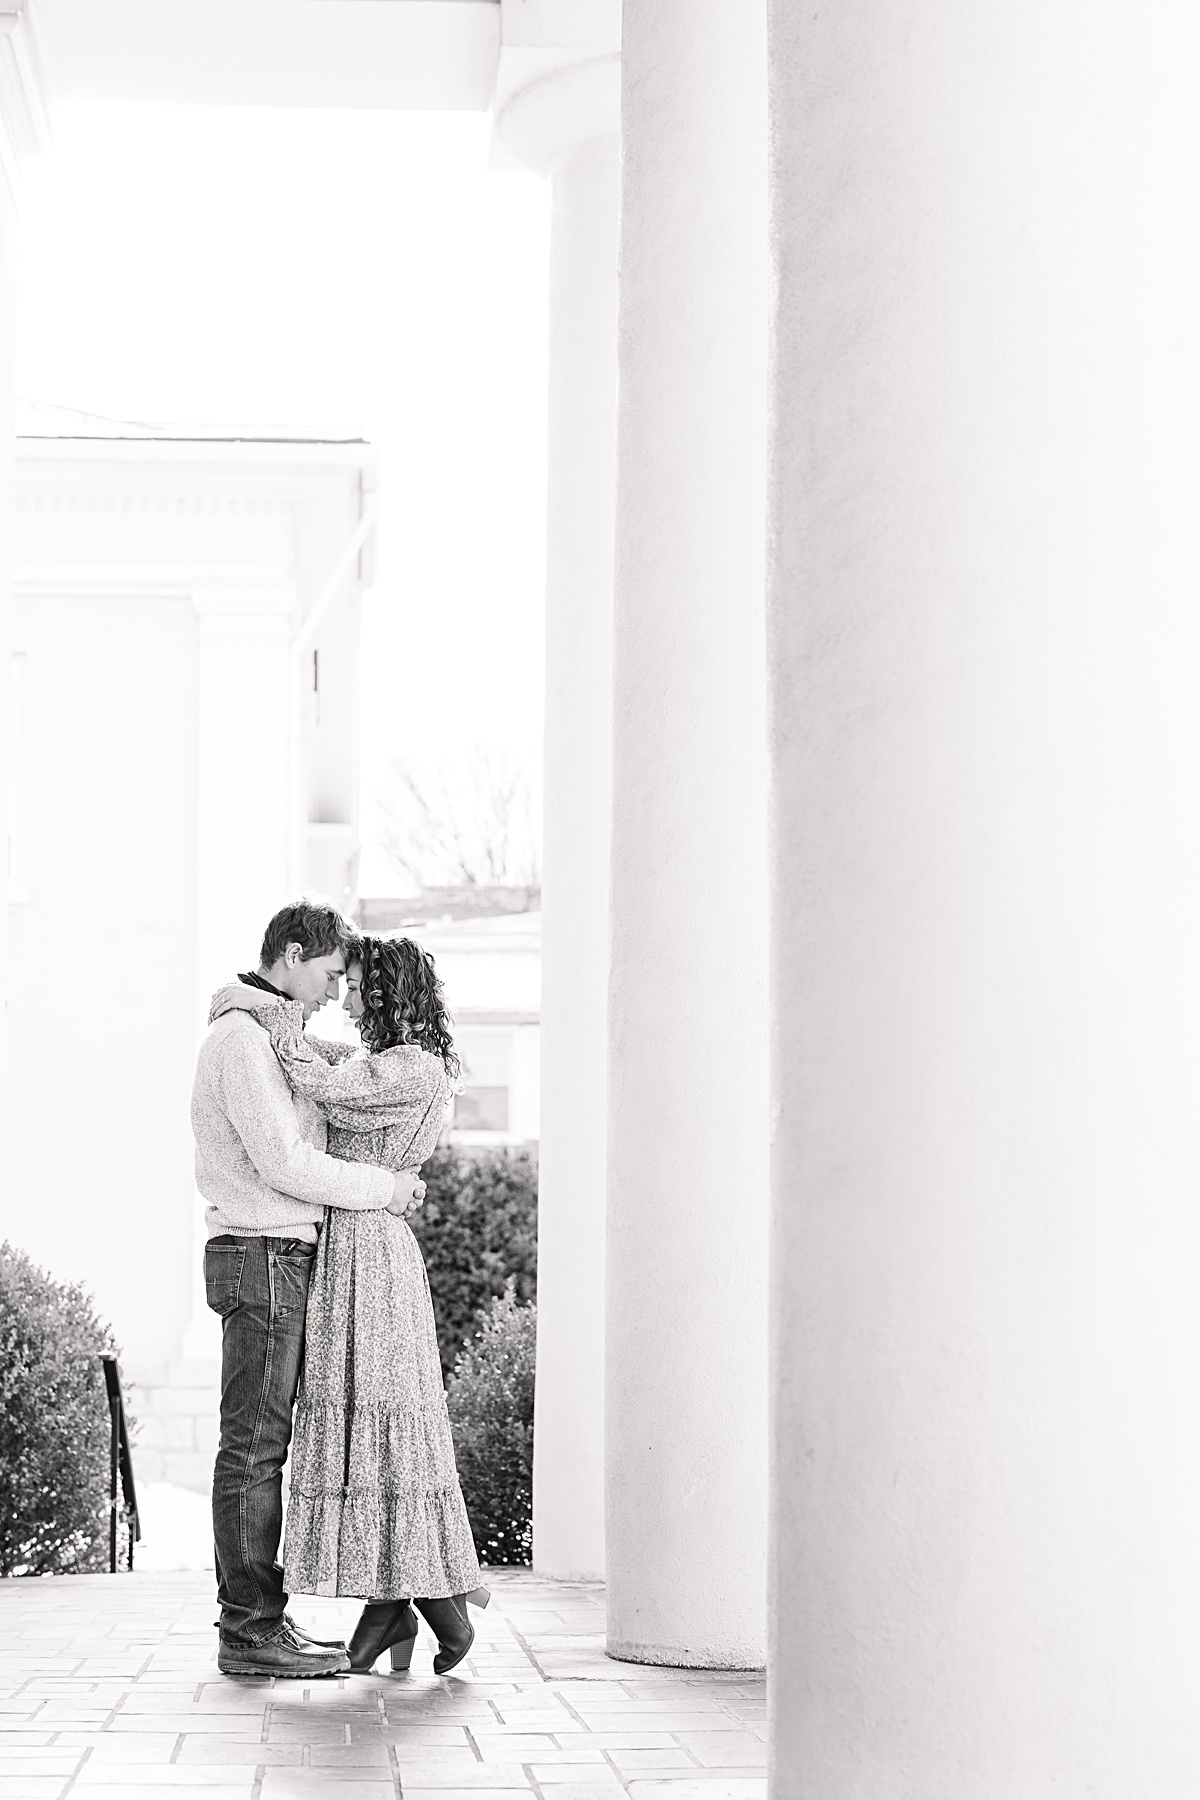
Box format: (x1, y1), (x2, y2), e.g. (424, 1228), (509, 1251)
(283, 1207), (482, 1600)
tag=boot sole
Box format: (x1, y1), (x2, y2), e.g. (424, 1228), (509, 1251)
(217, 1653), (349, 1678)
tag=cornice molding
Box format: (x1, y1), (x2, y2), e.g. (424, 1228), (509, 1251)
(0, 0), (50, 208)
(13, 560), (296, 599)
(16, 490), (294, 518)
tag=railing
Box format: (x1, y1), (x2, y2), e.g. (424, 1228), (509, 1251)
(100, 1355), (141, 1572)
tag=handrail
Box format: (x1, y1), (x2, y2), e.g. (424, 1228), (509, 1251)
(100, 1355), (141, 1572)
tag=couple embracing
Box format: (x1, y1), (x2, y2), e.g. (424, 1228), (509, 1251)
(191, 898), (488, 1680)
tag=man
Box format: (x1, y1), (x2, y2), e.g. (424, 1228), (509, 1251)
(192, 899), (424, 1677)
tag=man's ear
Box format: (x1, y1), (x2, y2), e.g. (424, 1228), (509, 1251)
(284, 942), (303, 968)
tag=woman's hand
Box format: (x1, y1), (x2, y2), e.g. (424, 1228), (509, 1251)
(210, 981), (285, 1022)
(385, 1171), (427, 1218)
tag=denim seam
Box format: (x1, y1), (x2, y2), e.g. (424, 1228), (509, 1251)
(236, 1249), (279, 1639)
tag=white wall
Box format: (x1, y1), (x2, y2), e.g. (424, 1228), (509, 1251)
(6, 436), (370, 1372)
(7, 593), (198, 1369)
(36, 0), (501, 110)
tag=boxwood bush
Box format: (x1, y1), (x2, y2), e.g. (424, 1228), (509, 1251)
(0, 1242), (122, 1577)
(446, 1281), (536, 1566)
(409, 1144), (537, 1377)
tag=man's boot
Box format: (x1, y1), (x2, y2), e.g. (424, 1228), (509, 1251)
(217, 1618), (350, 1678)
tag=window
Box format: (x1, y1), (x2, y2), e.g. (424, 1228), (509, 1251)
(454, 1028), (513, 1135)
(455, 1085), (509, 1132)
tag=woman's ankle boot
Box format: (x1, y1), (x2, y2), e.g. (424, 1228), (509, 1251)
(413, 1594), (475, 1675)
(347, 1600), (418, 1674)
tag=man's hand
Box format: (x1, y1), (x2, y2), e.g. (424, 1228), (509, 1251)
(386, 1170), (427, 1218)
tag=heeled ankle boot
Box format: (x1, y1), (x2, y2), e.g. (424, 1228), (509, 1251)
(347, 1599), (419, 1674)
(413, 1594), (476, 1675)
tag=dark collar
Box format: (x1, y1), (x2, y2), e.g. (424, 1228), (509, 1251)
(238, 971), (287, 999)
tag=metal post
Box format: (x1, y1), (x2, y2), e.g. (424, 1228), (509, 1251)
(107, 1381), (119, 1574)
(100, 1354), (140, 1573)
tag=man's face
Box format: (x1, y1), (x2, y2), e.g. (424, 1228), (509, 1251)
(276, 943), (346, 1021)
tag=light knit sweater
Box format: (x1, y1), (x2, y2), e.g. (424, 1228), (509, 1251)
(192, 1010), (394, 1243)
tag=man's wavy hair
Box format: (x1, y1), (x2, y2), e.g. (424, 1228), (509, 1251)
(350, 933), (460, 1078)
(260, 899), (355, 968)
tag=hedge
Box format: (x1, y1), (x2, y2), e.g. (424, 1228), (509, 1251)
(446, 1282), (536, 1566)
(0, 1242), (125, 1577)
(409, 1143), (537, 1377)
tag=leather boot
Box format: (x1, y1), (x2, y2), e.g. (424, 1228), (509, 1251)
(413, 1594), (475, 1675)
(347, 1600), (419, 1674)
(217, 1619), (350, 1678)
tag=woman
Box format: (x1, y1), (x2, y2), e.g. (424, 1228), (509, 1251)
(211, 934), (488, 1677)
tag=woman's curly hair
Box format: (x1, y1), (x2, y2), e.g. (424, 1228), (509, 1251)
(350, 933), (460, 1078)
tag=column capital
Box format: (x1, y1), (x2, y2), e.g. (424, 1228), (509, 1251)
(493, 50), (620, 176)
(0, 0), (50, 206)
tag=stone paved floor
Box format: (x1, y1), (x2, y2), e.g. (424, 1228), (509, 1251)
(0, 1570), (767, 1800)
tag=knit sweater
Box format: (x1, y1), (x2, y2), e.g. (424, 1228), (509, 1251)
(192, 1011), (394, 1243)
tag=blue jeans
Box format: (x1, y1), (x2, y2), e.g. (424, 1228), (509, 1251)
(205, 1233), (316, 1644)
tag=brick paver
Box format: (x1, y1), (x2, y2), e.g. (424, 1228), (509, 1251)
(0, 1571), (766, 1799)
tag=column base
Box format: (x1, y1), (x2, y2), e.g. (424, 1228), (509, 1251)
(606, 1637), (765, 1672)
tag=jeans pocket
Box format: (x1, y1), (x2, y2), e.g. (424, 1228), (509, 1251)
(204, 1241), (246, 1317)
(268, 1247), (313, 1325)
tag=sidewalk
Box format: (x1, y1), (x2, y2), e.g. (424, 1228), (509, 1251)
(0, 1570), (767, 1800)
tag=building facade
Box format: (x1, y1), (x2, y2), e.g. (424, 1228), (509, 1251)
(7, 410), (374, 1486)
(359, 895), (541, 1145)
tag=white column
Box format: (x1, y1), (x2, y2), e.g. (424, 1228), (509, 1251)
(0, 1), (48, 1240)
(194, 585), (295, 1009)
(0, 174), (15, 1233)
(182, 583), (296, 1361)
(769, 4), (1200, 1791)
(496, 52), (619, 1583)
(606, 0), (769, 1666)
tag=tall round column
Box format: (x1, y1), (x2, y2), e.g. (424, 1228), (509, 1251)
(0, 3), (48, 1235)
(496, 57), (620, 1582)
(0, 173), (15, 1238)
(606, 0), (769, 1666)
(769, 3), (1200, 1790)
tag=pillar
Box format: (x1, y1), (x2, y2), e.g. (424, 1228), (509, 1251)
(0, 164), (15, 1224)
(606, 0), (769, 1666)
(496, 51), (619, 1583)
(181, 581), (296, 1362)
(769, 3), (1200, 1790)
(0, 1), (48, 1239)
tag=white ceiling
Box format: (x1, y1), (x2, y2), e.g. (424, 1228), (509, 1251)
(34, 0), (501, 112)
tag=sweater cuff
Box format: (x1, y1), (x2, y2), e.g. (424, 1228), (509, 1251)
(367, 1165), (394, 1206)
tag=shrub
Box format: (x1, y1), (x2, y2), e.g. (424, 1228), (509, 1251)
(0, 1242), (125, 1577)
(410, 1144), (537, 1377)
(446, 1281), (536, 1566)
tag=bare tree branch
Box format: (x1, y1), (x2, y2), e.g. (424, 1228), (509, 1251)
(378, 747), (541, 891)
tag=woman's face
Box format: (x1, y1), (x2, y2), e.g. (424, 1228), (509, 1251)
(342, 962), (365, 1023)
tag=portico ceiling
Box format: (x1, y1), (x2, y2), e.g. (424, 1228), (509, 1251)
(35, 0), (501, 112)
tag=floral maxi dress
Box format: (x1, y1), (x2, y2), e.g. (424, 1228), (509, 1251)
(249, 1001), (483, 1602)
